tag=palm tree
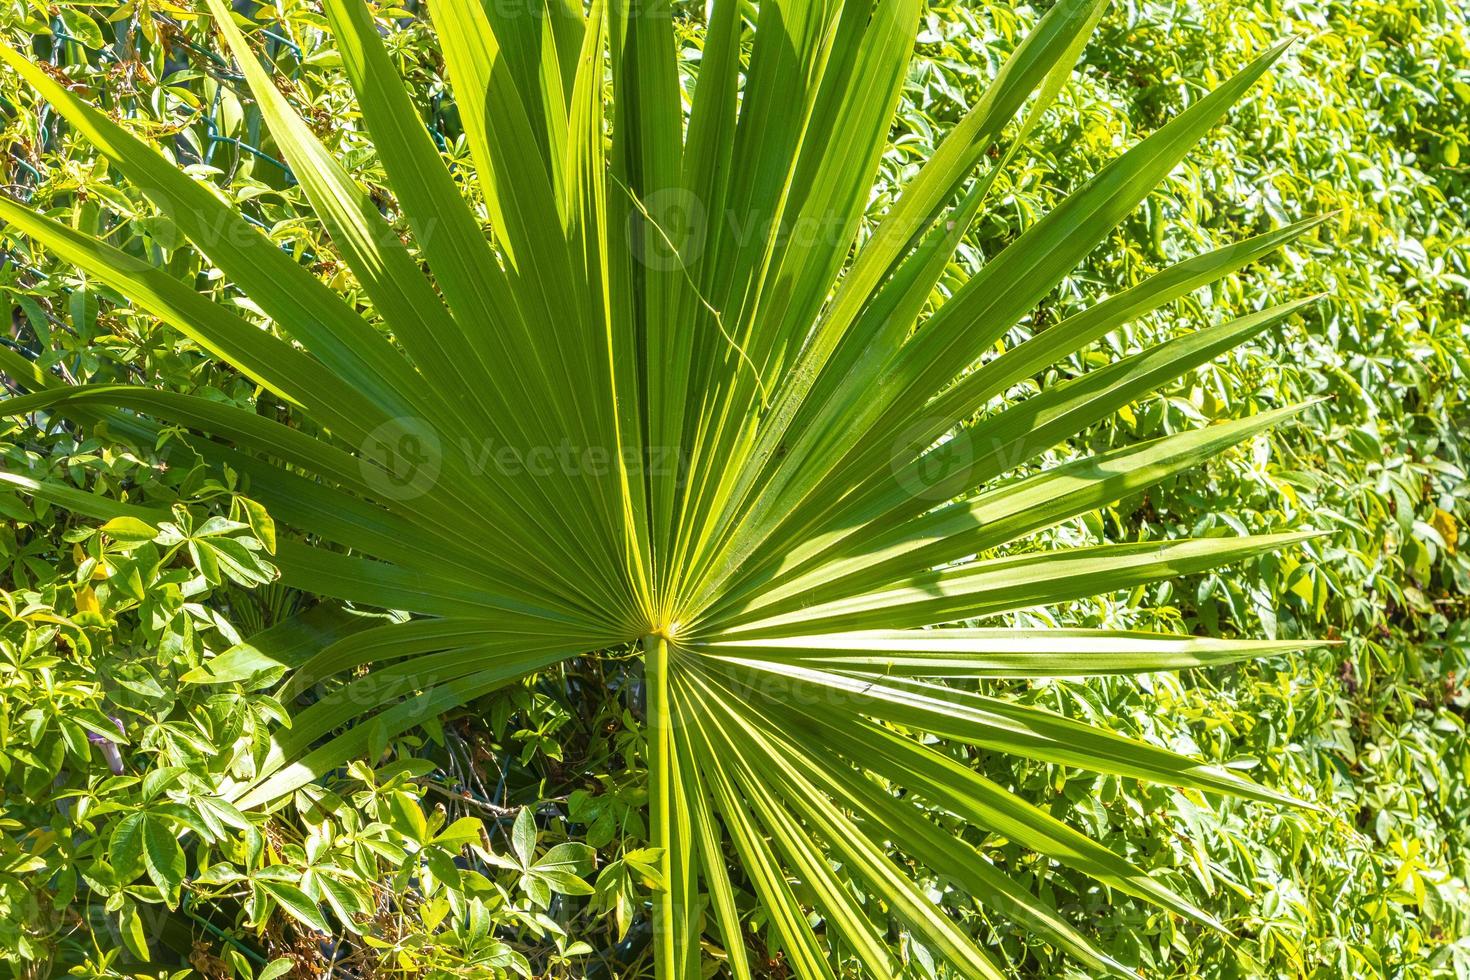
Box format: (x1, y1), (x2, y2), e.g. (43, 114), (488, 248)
(0, 0), (1328, 975)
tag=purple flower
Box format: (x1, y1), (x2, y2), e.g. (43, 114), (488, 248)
(86, 715), (126, 775)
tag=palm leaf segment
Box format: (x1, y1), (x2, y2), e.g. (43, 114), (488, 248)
(0, 0), (1328, 975)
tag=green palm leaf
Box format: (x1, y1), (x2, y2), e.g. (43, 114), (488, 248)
(0, 1), (1329, 975)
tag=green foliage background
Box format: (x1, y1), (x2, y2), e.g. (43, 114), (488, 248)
(0, 0), (1465, 977)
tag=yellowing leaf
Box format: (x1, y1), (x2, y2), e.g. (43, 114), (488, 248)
(238, 496), (277, 554)
(1431, 508), (1458, 554)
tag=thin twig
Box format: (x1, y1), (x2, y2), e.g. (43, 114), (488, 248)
(424, 779), (521, 818)
(608, 172), (770, 407)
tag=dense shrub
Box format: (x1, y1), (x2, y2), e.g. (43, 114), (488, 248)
(0, 1), (1464, 977)
(904, 2), (1470, 974)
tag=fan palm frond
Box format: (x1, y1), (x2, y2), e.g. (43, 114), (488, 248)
(0, 1), (1328, 974)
